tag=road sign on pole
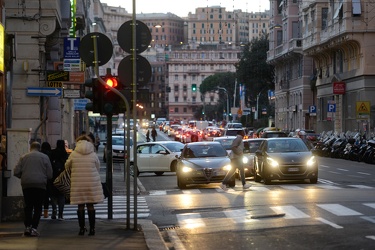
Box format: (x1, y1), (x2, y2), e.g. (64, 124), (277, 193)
(27, 87), (62, 97)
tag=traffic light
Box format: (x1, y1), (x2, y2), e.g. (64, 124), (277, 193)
(102, 74), (124, 115)
(192, 84), (197, 92)
(85, 78), (102, 113)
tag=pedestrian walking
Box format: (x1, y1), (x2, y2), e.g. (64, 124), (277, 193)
(220, 130), (251, 190)
(50, 139), (69, 220)
(41, 142), (53, 219)
(146, 130), (150, 142)
(151, 127), (157, 142)
(65, 135), (104, 236)
(94, 134), (100, 152)
(13, 141), (53, 237)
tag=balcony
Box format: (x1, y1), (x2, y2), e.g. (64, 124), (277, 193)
(279, 81), (289, 92)
(288, 39), (302, 54)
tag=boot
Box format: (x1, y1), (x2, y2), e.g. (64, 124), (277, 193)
(88, 210), (95, 236)
(43, 209), (49, 218)
(77, 210), (86, 236)
(51, 210), (57, 220)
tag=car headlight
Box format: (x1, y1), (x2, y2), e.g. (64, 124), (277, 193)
(306, 156), (316, 167)
(222, 165), (232, 171)
(182, 166), (193, 173)
(266, 157), (279, 168)
(242, 156), (249, 164)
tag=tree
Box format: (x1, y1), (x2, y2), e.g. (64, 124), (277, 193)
(236, 35), (275, 126)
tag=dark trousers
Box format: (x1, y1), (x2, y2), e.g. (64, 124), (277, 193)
(222, 157), (246, 186)
(22, 188), (46, 229)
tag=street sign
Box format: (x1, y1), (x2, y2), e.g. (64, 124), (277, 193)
(27, 87), (62, 97)
(356, 101), (370, 119)
(327, 103), (336, 112)
(74, 99), (89, 110)
(47, 71), (85, 84)
(64, 89), (81, 98)
(118, 55), (152, 85)
(309, 105), (316, 116)
(79, 32), (113, 66)
(47, 81), (63, 88)
(117, 20), (152, 54)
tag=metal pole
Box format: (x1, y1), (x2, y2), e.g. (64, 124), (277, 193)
(226, 91), (229, 122)
(106, 114), (113, 219)
(132, 0), (138, 230)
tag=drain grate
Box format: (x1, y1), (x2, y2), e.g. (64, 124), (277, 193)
(159, 225), (181, 231)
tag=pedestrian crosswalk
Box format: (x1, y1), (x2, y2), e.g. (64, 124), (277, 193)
(147, 183), (374, 196)
(175, 202), (375, 230)
(42, 196), (150, 220)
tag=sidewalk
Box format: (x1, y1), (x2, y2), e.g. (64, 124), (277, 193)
(0, 158), (168, 250)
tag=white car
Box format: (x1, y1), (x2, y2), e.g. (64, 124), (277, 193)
(129, 141), (185, 176)
(103, 135), (133, 163)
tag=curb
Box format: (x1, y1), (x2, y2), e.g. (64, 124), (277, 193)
(139, 219), (168, 250)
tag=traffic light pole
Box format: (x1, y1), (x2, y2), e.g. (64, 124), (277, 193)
(89, 34), (132, 225)
(131, 0), (138, 230)
(106, 114), (113, 219)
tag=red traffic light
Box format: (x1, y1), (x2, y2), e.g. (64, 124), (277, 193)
(105, 76), (118, 88)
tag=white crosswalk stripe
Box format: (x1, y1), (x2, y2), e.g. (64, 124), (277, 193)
(175, 203), (375, 229)
(47, 196), (150, 220)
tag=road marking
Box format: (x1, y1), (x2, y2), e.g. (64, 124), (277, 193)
(357, 172), (371, 176)
(348, 185), (373, 189)
(328, 171), (342, 174)
(316, 217), (343, 229)
(316, 184), (342, 190)
(177, 213), (205, 229)
(318, 179), (340, 185)
(281, 185), (304, 191)
(317, 204), (363, 216)
(182, 189), (201, 194)
(361, 216), (375, 224)
(336, 168), (349, 172)
(167, 230), (187, 250)
(365, 235), (375, 241)
(270, 205), (310, 219)
(363, 203), (375, 209)
(224, 209), (254, 223)
(149, 190), (167, 195)
(250, 186), (270, 192)
(320, 165), (330, 168)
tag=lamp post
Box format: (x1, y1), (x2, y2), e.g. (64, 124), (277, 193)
(217, 87), (229, 122)
(255, 87), (268, 120)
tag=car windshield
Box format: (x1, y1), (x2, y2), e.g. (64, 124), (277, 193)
(163, 142), (184, 152)
(244, 140), (263, 153)
(184, 144), (227, 158)
(267, 139), (309, 153)
(215, 139), (235, 150)
(112, 137), (133, 146)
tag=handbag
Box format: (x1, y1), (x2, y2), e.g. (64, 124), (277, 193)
(53, 168), (71, 199)
(102, 182), (110, 198)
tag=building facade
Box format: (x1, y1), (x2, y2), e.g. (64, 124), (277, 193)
(267, 0), (316, 132)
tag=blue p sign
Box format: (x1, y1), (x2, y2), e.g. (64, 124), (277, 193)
(309, 105), (316, 113)
(328, 104), (336, 112)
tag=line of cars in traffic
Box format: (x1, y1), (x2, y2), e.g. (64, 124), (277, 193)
(104, 126), (319, 189)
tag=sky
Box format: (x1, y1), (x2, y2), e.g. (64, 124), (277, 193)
(100, 0), (270, 17)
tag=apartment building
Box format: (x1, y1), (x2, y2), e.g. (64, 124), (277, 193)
(267, 0), (315, 132)
(302, 0), (375, 134)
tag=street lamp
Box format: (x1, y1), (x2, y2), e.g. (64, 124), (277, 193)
(217, 87), (229, 122)
(255, 87), (268, 120)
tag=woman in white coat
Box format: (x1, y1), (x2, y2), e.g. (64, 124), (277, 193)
(65, 135), (104, 236)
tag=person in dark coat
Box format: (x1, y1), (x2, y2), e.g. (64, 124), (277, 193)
(14, 142), (53, 237)
(151, 127), (157, 142)
(50, 140), (69, 220)
(146, 130), (150, 142)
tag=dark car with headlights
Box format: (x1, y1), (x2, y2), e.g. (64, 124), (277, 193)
(176, 142), (235, 189)
(254, 138), (318, 184)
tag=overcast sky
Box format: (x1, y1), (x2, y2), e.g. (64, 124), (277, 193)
(100, 0), (270, 17)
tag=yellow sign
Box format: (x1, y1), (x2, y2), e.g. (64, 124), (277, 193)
(47, 81), (63, 88)
(0, 24), (4, 73)
(356, 101), (370, 118)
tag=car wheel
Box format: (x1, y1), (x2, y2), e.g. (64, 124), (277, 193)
(263, 177), (271, 185)
(177, 174), (187, 189)
(254, 174), (262, 182)
(228, 177), (235, 188)
(310, 177), (318, 184)
(129, 163), (140, 177)
(154, 171), (164, 176)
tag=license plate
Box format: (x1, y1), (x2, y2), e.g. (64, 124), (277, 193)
(288, 167), (299, 172)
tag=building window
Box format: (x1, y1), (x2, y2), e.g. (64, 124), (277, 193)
(175, 107), (179, 113)
(276, 30), (283, 46)
(175, 97), (178, 102)
(183, 85), (187, 91)
(174, 85), (179, 92)
(174, 75), (178, 80)
(192, 97), (196, 103)
(183, 107), (187, 113)
(322, 8), (328, 30)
